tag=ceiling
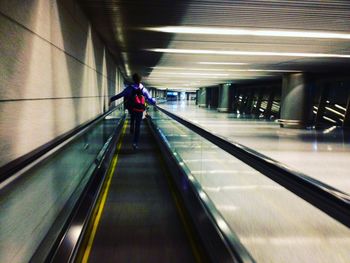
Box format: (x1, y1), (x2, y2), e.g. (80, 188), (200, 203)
(78, 0), (350, 90)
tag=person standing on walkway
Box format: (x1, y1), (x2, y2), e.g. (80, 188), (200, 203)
(109, 73), (156, 149)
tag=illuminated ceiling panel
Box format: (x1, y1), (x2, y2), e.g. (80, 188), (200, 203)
(79, 0), (350, 90)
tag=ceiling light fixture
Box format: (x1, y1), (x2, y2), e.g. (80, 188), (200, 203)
(199, 62), (248, 65)
(148, 48), (350, 58)
(151, 72), (229, 76)
(146, 26), (350, 40)
(151, 67), (300, 73)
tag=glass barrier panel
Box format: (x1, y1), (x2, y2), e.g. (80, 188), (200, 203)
(148, 106), (350, 263)
(0, 106), (124, 263)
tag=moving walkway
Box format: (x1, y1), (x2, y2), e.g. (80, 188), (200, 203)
(1, 104), (350, 263)
(0, 105), (251, 263)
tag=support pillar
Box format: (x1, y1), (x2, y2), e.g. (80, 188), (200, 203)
(280, 73), (314, 128)
(217, 83), (231, 112)
(232, 89), (239, 113)
(254, 88), (264, 117)
(210, 86), (219, 109)
(239, 90), (247, 113)
(315, 84), (330, 127)
(198, 88), (207, 107)
(265, 90), (275, 119)
(343, 89), (350, 128)
(244, 89), (255, 114)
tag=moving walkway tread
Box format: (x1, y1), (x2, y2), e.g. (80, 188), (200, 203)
(83, 121), (201, 263)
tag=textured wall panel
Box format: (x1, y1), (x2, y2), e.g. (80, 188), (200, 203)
(0, 0), (120, 167)
(0, 97), (104, 168)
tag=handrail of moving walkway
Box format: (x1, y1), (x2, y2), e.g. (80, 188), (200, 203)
(0, 104), (124, 187)
(0, 103), (125, 262)
(147, 112), (256, 263)
(51, 106), (255, 263)
(155, 105), (350, 229)
(44, 105), (126, 262)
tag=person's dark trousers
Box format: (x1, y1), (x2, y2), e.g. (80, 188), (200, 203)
(129, 109), (135, 133)
(132, 111), (143, 145)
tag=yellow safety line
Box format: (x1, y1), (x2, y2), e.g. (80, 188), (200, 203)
(81, 120), (128, 263)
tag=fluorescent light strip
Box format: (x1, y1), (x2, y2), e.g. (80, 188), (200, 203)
(153, 67), (225, 71)
(148, 48), (350, 58)
(323, 116), (337, 124)
(325, 106), (345, 117)
(199, 62), (248, 65)
(335, 104), (346, 111)
(152, 67), (300, 73)
(247, 69), (300, 72)
(151, 72), (228, 76)
(148, 75), (224, 79)
(146, 26), (350, 40)
(323, 126), (337, 134)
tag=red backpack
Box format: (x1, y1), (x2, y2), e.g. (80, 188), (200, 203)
(131, 88), (146, 112)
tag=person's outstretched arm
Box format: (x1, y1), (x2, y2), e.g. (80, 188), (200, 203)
(142, 87), (156, 105)
(109, 87), (129, 105)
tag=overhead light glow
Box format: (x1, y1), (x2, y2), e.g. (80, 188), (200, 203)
(199, 62), (248, 65)
(146, 26), (350, 40)
(247, 69), (300, 72)
(150, 72), (228, 76)
(151, 67), (300, 73)
(148, 48), (350, 58)
(325, 106), (345, 117)
(323, 116), (337, 124)
(122, 52), (131, 76)
(335, 104), (346, 111)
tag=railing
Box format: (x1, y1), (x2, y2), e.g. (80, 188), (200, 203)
(0, 104), (125, 263)
(148, 107), (256, 263)
(155, 105), (350, 229)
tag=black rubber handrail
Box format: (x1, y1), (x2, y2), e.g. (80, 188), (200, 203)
(0, 104), (123, 184)
(147, 115), (255, 263)
(46, 116), (125, 263)
(156, 106), (350, 229)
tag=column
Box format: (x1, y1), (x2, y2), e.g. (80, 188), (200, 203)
(343, 89), (350, 128)
(210, 86), (219, 108)
(198, 87), (207, 107)
(243, 89), (255, 115)
(254, 88), (264, 117)
(264, 89), (275, 119)
(315, 84), (330, 127)
(280, 73), (314, 128)
(217, 83), (231, 112)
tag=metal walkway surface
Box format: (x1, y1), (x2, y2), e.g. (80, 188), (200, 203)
(83, 120), (198, 263)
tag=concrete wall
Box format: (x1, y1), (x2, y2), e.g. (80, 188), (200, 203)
(0, 0), (122, 168)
